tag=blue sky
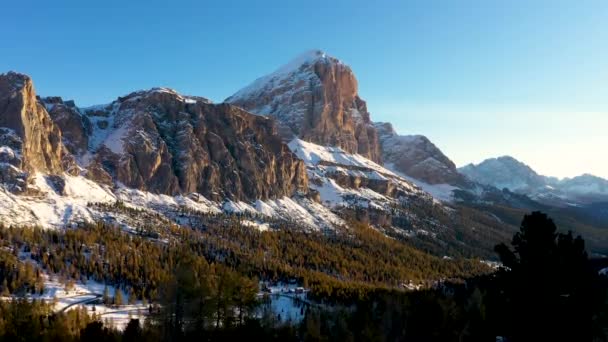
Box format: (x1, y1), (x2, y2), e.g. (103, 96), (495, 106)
(2, 0), (607, 178)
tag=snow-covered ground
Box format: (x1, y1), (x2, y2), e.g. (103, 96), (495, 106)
(384, 164), (459, 203)
(28, 275), (149, 330)
(0, 173), (116, 228)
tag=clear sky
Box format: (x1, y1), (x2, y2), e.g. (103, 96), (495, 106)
(2, 0), (607, 179)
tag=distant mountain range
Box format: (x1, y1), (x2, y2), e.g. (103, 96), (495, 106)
(460, 156), (608, 205)
(1, 49), (607, 257)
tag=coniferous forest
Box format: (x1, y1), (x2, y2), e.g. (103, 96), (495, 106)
(0, 211), (607, 341)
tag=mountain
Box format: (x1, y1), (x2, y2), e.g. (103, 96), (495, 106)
(225, 51), (468, 198)
(460, 156), (608, 204)
(1, 52), (607, 258)
(459, 156), (546, 192)
(37, 85), (310, 201)
(0, 72), (347, 230)
(559, 174), (608, 196)
(226, 50), (382, 163)
(374, 122), (467, 186)
(0, 70), (520, 258)
(75, 88), (309, 201)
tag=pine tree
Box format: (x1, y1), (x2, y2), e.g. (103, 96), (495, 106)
(493, 211), (603, 342)
(114, 289), (124, 307)
(128, 288), (136, 305)
(1, 279), (8, 295)
(103, 285), (110, 305)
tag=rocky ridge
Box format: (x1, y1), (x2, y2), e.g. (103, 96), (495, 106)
(374, 122), (467, 186)
(75, 88), (308, 201)
(460, 156), (608, 204)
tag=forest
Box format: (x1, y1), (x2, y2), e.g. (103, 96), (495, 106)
(0, 211), (606, 341)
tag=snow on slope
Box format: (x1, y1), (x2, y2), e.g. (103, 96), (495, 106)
(289, 139), (400, 178)
(288, 138), (433, 209)
(0, 172), (343, 231)
(0, 173), (116, 228)
(228, 50), (338, 104)
(384, 162), (459, 203)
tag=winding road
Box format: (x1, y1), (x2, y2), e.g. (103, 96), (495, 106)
(59, 293), (102, 313)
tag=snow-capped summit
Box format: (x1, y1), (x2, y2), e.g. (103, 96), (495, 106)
(227, 49), (342, 102)
(226, 50), (382, 163)
(459, 156), (546, 192)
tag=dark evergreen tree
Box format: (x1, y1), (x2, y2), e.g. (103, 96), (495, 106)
(123, 319), (143, 341)
(493, 211), (603, 342)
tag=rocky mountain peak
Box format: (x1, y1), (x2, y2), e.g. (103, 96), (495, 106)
(0, 72), (71, 188)
(77, 86), (308, 200)
(226, 50), (382, 163)
(374, 122), (466, 186)
(117, 87), (211, 105)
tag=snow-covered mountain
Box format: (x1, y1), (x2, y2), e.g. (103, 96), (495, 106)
(49, 86), (308, 200)
(460, 156), (608, 204)
(560, 174), (608, 196)
(0, 71), (346, 230)
(226, 50), (382, 163)
(2, 51), (607, 257)
(225, 51), (472, 201)
(0, 70), (452, 238)
(459, 156), (546, 192)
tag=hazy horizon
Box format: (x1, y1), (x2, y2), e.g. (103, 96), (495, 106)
(2, 0), (606, 179)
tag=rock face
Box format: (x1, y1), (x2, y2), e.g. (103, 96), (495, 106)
(374, 122), (466, 185)
(40, 96), (91, 156)
(0, 73), (308, 201)
(79, 88), (308, 201)
(0, 72), (77, 191)
(0, 72), (67, 175)
(226, 50), (382, 164)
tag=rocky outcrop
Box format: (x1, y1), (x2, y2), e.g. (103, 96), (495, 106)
(81, 88), (308, 201)
(40, 96), (91, 155)
(226, 50), (382, 163)
(326, 167), (410, 199)
(374, 122), (466, 185)
(0, 72), (67, 175)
